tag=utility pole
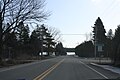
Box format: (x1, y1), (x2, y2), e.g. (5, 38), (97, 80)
(41, 34), (43, 60)
(94, 25), (97, 59)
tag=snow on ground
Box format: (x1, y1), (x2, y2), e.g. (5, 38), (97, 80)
(91, 63), (120, 74)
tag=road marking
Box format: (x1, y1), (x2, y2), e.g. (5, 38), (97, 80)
(0, 59), (56, 73)
(34, 59), (64, 80)
(79, 60), (108, 79)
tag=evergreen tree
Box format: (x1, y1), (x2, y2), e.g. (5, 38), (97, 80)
(30, 27), (43, 56)
(107, 29), (113, 40)
(17, 22), (30, 44)
(92, 17), (106, 57)
(75, 41), (94, 57)
(112, 26), (120, 65)
(14, 22), (30, 59)
(0, 0), (49, 58)
(106, 29), (113, 59)
(3, 32), (18, 59)
(30, 24), (56, 57)
(93, 17), (106, 43)
(44, 33), (55, 56)
(55, 42), (67, 56)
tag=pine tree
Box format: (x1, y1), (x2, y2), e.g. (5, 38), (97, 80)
(30, 24), (56, 57)
(17, 22), (30, 44)
(107, 29), (113, 40)
(92, 17), (106, 57)
(40, 24), (56, 56)
(55, 42), (66, 56)
(44, 33), (55, 56)
(93, 17), (106, 43)
(112, 26), (120, 65)
(75, 41), (94, 57)
(3, 32), (18, 59)
(15, 22), (30, 58)
(106, 29), (113, 59)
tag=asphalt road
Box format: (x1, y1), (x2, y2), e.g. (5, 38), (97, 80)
(0, 56), (119, 80)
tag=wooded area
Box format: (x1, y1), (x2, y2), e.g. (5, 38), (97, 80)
(75, 17), (120, 66)
(0, 0), (64, 65)
(1, 0), (120, 67)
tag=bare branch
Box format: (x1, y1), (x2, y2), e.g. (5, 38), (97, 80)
(47, 26), (62, 42)
(1, 0), (50, 35)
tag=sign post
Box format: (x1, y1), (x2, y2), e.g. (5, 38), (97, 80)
(97, 43), (104, 63)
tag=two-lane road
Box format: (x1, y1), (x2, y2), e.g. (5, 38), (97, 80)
(0, 56), (119, 80)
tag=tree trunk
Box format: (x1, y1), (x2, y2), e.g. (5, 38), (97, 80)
(113, 43), (119, 65)
(0, 12), (3, 59)
(0, 17), (3, 58)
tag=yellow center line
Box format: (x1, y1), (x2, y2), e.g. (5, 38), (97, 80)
(34, 59), (65, 80)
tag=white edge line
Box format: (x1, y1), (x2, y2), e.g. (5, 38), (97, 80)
(79, 61), (108, 79)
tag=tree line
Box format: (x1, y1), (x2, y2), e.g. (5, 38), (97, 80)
(75, 41), (94, 57)
(2, 22), (61, 59)
(75, 17), (120, 66)
(0, 0), (65, 63)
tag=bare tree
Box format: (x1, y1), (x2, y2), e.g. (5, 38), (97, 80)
(85, 32), (93, 41)
(0, 0), (50, 57)
(47, 26), (62, 43)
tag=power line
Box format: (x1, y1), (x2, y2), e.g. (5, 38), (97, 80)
(99, 0), (117, 17)
(60, 34), (90, 35)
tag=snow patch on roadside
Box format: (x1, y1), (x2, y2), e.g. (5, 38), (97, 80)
(91, 63), (120, 74)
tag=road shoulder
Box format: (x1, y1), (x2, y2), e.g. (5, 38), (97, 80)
(91, 63), (120, 74)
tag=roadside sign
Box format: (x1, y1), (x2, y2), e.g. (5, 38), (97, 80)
(98, 45), (103, 52)
(96, 43), (104, 46)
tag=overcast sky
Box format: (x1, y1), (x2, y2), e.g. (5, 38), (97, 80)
(45, 0), (120, 48)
